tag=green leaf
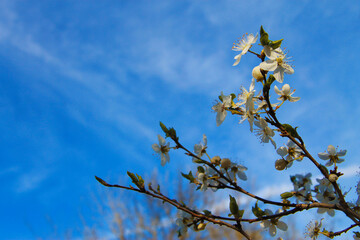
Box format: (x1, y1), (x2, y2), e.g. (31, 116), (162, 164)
(260, 26), (270, 46)
(127, 171), (138, 185)
(181, 171), (195, 183)
(203, 210), (212, 216)
(159, 122), (168, 134)
(238, 209), (245, 218)
(269, 39), (283, 49)
(197, 166), (205, 173)
(95, 176), (109, 186)
(354, 231), (360, 238)
(229, 195), (239, 218)
(136, 174), (145, 189)
(319, 165), (329, 175)
(252, 201), (265, 217)
(280, 192), (294, 199)
(193, 158), (206, 164)
(218, 94), (223, 102)
(127, 171), (144, 189)
(231, 93), (236, 100)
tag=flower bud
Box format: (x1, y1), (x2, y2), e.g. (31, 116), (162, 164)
(275, 159), (288, 171)
(211, 156), (221, 165)
(198, 172), (206, 181)
(252, 66), (265, 81)
(328, 174), (338, 182)
(196, 223), (207, 231)
(221, 158), (231, 169)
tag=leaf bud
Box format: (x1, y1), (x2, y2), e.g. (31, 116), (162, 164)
(196, 223), (207, 231)
(280, 192), (294, 199)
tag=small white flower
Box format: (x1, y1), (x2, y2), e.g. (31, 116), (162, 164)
(152, 135), (170, 166)
(291, 173), (312, 203)
(197, 167), (219, 191)
(212, 92), (232, 126)
(238, 79), (256, 109)
(254, 117), (276, 148)
(305, 219), (323, 239)
(232, 33), (258, 66)
(176, 210), (193, 236)
(239, 103), (256, 132)
(260, 209), (288, 237)
(276, 140), (303, 162)
(318, 145), (347, 167)
(274, 84), (300, 102)
(227, 163), (248, 182)
(259, 48), (294, 83)
(315, 178), (337, 216)
(193, 134), (207, 161)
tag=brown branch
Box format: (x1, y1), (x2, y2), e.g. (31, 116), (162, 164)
(95, 176), (252, 240)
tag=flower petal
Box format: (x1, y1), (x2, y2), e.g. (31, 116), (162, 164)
(318, 152), (330, 160)
(269, 224), (277, 236)
(259, 60), (277, 71)
(233, 54), (242, 66)
(152, 144), (160, 153)
(327, 145), (336, 155)
(277, 221), (288, 231)
(276, 146), (288, 157)
(337, 149), (347, 156)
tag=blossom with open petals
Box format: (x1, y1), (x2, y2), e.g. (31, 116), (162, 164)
(274, 84), (300, 102)
(212, 92), (232, 126)
(259, 48), (294, 83)
(232, 33), (258, 66)
(193, 134), (207, 161)
(277, 140), (303, 163)
(152, 135), (170, 166)
(227, 163), (248, 182)
(318, 145), (347, 166)
(260, 209), (288, 237)
(254, 117), (276, 148)
(305, 219), (323, 239)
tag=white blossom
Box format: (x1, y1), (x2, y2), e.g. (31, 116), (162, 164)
(176, 210), (193, 236)
(239, 103), (256, 132)
(305, 219), (323, 239)
(274, 84), (300, 102)
(291, 173), (312, 203)
(193, 134), (207, 161)
(238, 79), (257, 109)
(276, 140), (303, 164)
(197, 167), (219, 191)
(318, 145), (347, 167)
(259, 48), (294, 83)
(228, 163), (248, 182)
(212, 92), (232, 126)
(315, 178), (337, 217)
(232, 33), (258, 66)
(254, 117), (276, 148)
(152, 135), (170, 166)
(260, 209), (288, 237)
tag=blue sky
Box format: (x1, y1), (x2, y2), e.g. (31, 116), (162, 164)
(1, 0), (360, 239)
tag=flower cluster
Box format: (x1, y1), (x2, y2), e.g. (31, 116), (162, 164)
(146, 26), (357, 239)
